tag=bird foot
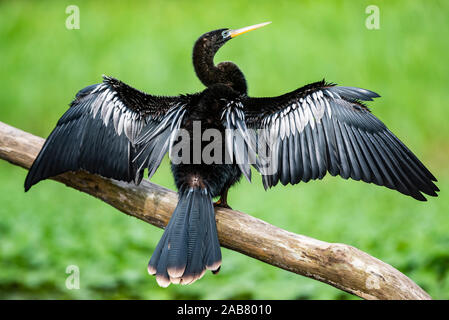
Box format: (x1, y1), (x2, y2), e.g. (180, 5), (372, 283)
(213, 199), (232, 210)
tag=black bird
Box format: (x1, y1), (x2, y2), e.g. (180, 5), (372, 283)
(25, 22), (439, 287)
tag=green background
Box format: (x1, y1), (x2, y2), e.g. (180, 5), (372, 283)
(0, 0), (448, 299)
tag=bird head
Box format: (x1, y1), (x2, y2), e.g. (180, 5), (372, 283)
(193, 22), (271, 94)
(224, 21), (272, 40)
(203, 21), (272, 48)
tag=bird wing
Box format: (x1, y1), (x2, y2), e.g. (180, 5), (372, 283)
(25, 75), (190, 190)
(242, 80), (438, 201)
(220, 100), (257, 182)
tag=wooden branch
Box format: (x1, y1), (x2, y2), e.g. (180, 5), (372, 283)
(0, 120), (431, 300)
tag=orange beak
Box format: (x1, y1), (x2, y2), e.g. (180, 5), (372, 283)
(229, 21), (272, 38)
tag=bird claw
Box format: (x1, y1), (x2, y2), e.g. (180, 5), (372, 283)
(213, 199), (232, 210)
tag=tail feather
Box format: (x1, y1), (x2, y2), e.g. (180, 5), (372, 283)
(166, 195), (190, 278)
(148, 187), (221, 287)
(204, 197), (221, 270)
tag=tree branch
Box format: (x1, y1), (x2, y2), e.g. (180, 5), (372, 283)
(0, 121), (431, 300)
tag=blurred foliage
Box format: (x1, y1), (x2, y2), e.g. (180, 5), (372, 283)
(0, 0), (448, 299)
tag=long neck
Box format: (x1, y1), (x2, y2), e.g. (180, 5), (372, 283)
(192, 38), (247, 94)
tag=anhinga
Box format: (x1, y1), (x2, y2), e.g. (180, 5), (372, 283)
(25, 22), (439, 287)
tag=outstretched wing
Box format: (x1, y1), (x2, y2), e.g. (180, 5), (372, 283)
(243, 80), (439, 201)
(25, 75), (190, 191)
(220, 101), (257, 182)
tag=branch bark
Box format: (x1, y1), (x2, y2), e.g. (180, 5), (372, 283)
(0, 121), (431, 300)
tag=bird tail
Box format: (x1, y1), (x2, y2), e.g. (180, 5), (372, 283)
(147, 187), (221, 287)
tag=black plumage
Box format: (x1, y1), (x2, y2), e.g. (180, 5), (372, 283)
(25, 22), (438, 287)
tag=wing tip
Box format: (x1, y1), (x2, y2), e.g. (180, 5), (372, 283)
(24, 181), (32, 192)
(328, 86), (381, 102)
(24, 167), (40, 192)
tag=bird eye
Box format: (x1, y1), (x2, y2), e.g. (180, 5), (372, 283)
(221, 30), (231, 38)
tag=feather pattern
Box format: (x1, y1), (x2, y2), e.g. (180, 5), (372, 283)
(243, 80), (438, 201)
(148, 187), (221, 287)
(24, 75), (192, 190)
(221, 101), (256, 182)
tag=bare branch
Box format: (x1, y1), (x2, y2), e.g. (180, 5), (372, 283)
(0, 121), (431, 300)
